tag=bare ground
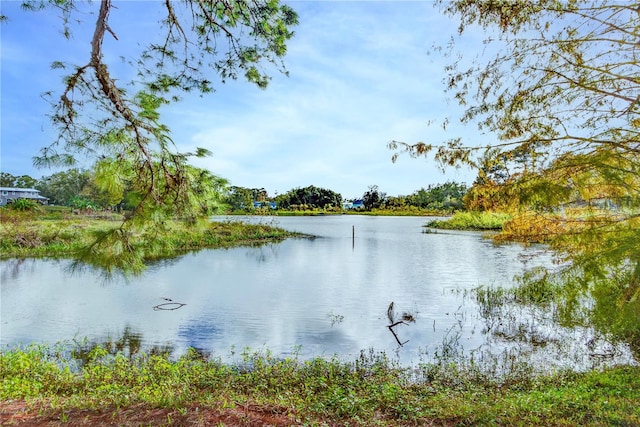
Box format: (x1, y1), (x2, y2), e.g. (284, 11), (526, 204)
(0, 400), (303, 426)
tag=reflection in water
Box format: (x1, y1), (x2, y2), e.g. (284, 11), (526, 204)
(71, 325), (174, 366)
(470, 281), (637, 371)
(1, 258), (27, 283)
(153, 297), (187, 311)
(1, 215), (637, 370)
(493, 268), (638, 363)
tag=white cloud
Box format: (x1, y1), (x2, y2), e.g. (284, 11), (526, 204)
(2, 1), (482, 196)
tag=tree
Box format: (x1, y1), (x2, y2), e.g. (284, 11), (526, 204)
(225, 186), (255, 212)
(386, 195), (407, 209)
(390, 1), (640, 355)
(6, 1), (298, 272)
(0, 173), (37, 188)
(185, 167), (229, 216)
(79, 175), (122, 209)
(15, 175), (38, 189)
(462, 150), (519, 211)
(276, 185), (342, 210)
(362, 185), (387, 210)
(407, 182), (467, 211)
(0, 173), (16, 187)
(36, 169), (91, 206)
(250, 188), (270, 203)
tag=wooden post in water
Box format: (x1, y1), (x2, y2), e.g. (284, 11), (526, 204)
(352, 225), (355, 248)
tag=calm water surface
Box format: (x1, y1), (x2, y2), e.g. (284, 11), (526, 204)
(1, 215), (630, 367)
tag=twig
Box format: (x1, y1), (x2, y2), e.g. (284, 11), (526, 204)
(387, 321), (409, 347)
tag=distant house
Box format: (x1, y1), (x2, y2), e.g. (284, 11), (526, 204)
(0, 187), (49, 206)
(253, 201), (277, 209)
(343, 199), (364, 210)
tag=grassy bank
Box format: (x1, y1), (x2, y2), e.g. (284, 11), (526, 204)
(1, 346), (638, 426)
(425, 211), (512, 231)
(0, 211), (303, 260)
(426, 209), (627, 245)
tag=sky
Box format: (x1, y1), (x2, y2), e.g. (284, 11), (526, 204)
(1, 1), (492, 200)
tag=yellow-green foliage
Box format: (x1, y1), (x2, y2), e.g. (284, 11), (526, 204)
(494, 208), (626, 244)
(490, 208), (640, 358)
(426, 211), (512, 230)
(495, 211), (570, 244)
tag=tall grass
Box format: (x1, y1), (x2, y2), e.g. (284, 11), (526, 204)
(0, 212), (302, 260)
(426, 211), (512, 230)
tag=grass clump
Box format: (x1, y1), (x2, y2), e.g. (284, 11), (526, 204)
(1, 344), (639, 426)
(426, 211), (512, 231)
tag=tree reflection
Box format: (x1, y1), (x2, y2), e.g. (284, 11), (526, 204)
(473, 268), (639, 365)
(0, 258), (28, 283)
(548, 268), (640, 361)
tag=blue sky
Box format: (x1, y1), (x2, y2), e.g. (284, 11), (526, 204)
(1, 1), (490, 199)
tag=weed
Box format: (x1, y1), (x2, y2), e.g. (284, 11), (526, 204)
(1, 344), (639, 426)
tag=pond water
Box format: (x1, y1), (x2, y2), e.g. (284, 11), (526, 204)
(1, 215), (634, 369)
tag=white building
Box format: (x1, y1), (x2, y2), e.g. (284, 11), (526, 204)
(0, 187), (49, 206)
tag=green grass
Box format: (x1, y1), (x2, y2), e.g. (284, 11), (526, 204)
(1, 345), (638, 426)
(0, 214), (303, 260)
(426, 211), (512, 231)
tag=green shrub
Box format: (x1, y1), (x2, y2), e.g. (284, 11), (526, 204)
(8, 198), (41, 212)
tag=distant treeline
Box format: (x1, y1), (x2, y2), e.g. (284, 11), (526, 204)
(224, 182), (469, 212)
(1, 170), (469, 213)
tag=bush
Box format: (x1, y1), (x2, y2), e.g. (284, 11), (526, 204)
(7, 198), (42, 212)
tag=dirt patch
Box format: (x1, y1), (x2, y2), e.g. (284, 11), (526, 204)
(0, 400), (299, 426)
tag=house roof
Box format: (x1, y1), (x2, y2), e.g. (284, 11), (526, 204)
(0, 187), (41, 192)
(0, 187), (48, 200)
